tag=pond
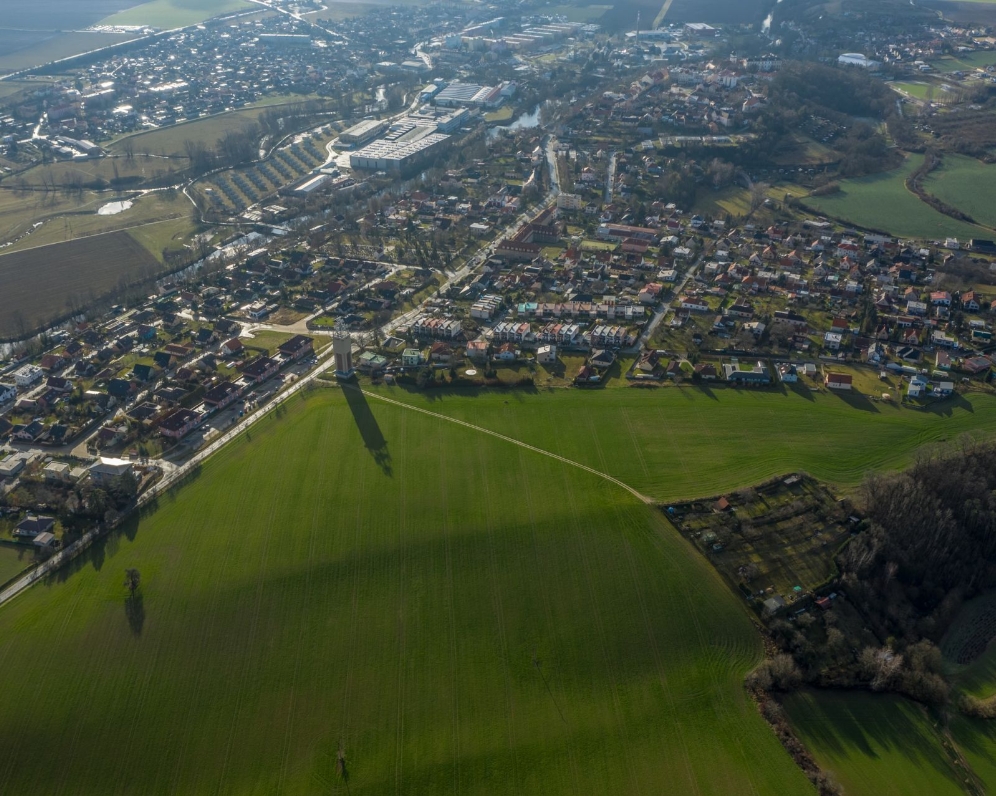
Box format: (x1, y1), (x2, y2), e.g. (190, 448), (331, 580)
(97, 199), (133, 215)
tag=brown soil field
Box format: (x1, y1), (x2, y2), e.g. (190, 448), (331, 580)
(0, 231), (160, 338)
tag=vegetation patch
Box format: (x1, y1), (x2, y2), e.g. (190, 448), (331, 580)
(801, 153), (987, 240)
(667, 474), (851, 606)
(923, 153), (996, 229)
(784, 690), (968, 796)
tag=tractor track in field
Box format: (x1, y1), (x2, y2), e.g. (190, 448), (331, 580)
(357, 387), (654, 507)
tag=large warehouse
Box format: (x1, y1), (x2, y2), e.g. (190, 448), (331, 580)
(349, 133), (450, 172)
(338, 118), (390, 146)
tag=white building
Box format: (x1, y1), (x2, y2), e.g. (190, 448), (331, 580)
(13, 364), (43, 388)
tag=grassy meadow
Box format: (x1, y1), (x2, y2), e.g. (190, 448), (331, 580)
(783, 691), (967, 796)
(6, 382), (996, 791)
(0, 387), (812, 795)
(923, 154), (996, 230)
(0, 545), (36, 585)
(367, 384), (996, 502)
(801, 154), (987, 241)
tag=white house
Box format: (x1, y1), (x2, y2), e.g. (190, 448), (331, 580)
(536, 344), (557, 364)
(13, 364), (43, 388)
(0, 382), (16, 404)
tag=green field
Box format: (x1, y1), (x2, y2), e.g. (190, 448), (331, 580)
(6, 383), (996, 790)
(923, 154), (996, 229)
(0, 192), (196, 257)
(889, 81), (932, 99)
(365, 385), (996, 501)
(932, 51), (996, 72)
(100, 0), (253, 29)
(110, 97), (318, 157)
(0, 545), (35, 585)
(801, 154), (988, 241)
(0, 387), (812, 794)
(784, 691), (966, 796)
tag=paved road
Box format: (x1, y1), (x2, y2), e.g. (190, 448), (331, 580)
(637, 255), (703, 349)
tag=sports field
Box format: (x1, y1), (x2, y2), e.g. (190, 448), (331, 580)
(801, 154), (987, 241)
(783, 691), (966, 795)
(923, 154), (996, 229)
(0, 387), (812, 794)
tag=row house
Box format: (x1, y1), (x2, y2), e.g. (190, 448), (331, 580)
(537, 323), (583, 344)
(158, 408), (202, 440)
(586, 324), (628, 347)
(470, 294), (502, 320)
(241, 356), (280, 384)
(202, 380), (242, 411)
(411, 316), (462, 339)
(490, 321), (534, 343)
(277, 334), (314, 361)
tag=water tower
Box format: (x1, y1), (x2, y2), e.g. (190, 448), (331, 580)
(332, 320), (354, 379)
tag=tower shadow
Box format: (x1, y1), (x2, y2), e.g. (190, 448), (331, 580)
(342, 384), (392, 476)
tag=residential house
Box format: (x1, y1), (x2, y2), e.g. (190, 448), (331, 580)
(14, 514), (55, 539)
(824, 372), (853, 391)
(277, 334), (314, 361)
(241, 356), (280, 384)
(88, 457), (134, 486)
(158, 408), (202, 440)
(13, 364), (43, 388)
(401, 348), (424, 368)
(723, 361), (771, 384)
(203, 380), (242, 410)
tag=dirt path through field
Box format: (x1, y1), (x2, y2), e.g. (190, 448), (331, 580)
(358, 386), (655, 505)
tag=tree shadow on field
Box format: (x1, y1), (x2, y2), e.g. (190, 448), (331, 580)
(125, 592), (145, 636)
(48, 514), (141, 586)
(343, 384), (392, 476)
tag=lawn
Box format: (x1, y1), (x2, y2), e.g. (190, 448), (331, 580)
(0, 387), (811, 795)
(800, 154), (988, 241)
(0, 544), (36, 585)
(932, 51), (996, 72)
(98, 0), (253, 29)
(783, 690), (966, 796)
(109, 97), (316, 158)
(367, 384), (996, 502)
(923, 153), (996, 230)
(692, 185), (751, 218)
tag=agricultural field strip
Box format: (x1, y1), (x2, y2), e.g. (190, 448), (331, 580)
(357, 387), (654, 505)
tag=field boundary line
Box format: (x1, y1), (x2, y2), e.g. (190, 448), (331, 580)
(358, 387), (654, 505)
